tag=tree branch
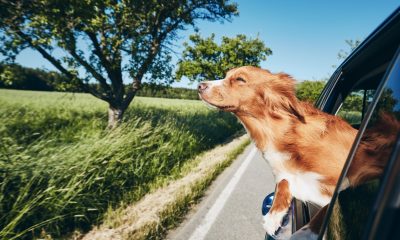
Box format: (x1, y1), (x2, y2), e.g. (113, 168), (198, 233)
(64, 32), (114, 99)
(122, 9), (179, 108)
(86, 31), (123, 99)
(123, 39), (160, 108)
(15, 30), (74, 79)
(14, 29), (111, 102)
(86, 31), (114, 79)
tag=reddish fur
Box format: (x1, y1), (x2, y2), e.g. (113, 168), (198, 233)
(269, 179), (292, 214)
(201, 66), (357, 198)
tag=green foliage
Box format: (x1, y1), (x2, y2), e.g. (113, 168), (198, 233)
(376, 88), (398, 114)
(296, 80), (326, 103)
(337, 111), (362, 125)
(0, 63), (75, 91)
(0, 89), (242, 239)
(342, 91), (363, 112)
(176, 33), (272, 81)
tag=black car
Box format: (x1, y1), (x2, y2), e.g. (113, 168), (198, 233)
(263, 6), (400, 240)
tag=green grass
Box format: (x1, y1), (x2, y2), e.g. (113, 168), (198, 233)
(337, 111), (362, 126)
(0, 89), (242, 239)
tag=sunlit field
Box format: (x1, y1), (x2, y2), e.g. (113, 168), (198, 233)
(0, 89), (242, 239)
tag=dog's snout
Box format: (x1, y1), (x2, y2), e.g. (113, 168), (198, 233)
(198, 82), (208, 92)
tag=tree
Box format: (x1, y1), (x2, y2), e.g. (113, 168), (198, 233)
(296, 80), (326, 103)
(0, 0), (238, 128)
(332, 39), (362, 69)
(0, 63), (71, 91)
(176, 33), (272, 81)
(337, 39), (362, 60)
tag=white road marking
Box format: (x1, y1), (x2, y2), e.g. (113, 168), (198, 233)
(188, 146), (258, 240)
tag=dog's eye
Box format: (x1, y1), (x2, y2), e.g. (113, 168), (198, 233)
(236, 77), (246, 83)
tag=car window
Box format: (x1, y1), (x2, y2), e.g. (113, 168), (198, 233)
(324, 67), (387, 129)
(323, 51), (400, 240)
(337, 89), (375, 126)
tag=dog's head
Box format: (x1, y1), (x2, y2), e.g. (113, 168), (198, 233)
(198, 66), (305, 122)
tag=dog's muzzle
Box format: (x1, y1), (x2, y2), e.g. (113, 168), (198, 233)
(198, 82), (208, 93)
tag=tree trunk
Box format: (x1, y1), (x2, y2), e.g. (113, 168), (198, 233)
(107, 105), (125, 129)
(107, 81), (138, 129)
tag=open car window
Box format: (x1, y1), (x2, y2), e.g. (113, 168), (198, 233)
(332, 61), (389, 128)
(321, 49), (400, 240)
(337, 89), (375, 128)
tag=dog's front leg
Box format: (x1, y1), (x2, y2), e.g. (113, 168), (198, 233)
(263, 179), (292, 236)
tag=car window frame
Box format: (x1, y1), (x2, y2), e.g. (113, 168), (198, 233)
(317, 46), (400, 240)
(362, 50), (400, 240)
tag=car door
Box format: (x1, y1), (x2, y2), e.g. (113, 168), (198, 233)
(318, 47), (400, 240)
(288, 8), (400, 235)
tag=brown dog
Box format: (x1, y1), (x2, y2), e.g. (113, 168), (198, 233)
(198, 66), (397, 238)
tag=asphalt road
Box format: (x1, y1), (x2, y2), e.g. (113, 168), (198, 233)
(167, 144), (276, 240)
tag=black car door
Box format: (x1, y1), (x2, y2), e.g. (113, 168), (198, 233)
(318, 47), (400, 240)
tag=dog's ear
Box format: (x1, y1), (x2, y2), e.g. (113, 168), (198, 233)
(282, 95), (306, 123)
(271, 73), (306, 123)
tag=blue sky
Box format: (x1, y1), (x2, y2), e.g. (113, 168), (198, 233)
(13, 1), (399, 89)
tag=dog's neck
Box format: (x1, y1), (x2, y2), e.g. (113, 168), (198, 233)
(236, 113), (291, 151)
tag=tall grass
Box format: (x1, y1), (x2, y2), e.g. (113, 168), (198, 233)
(337, 111), (362, 125)
(0, 89), (242, 239)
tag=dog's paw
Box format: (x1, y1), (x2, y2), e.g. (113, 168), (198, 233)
(263, 210), (287, 236)
(290, 226), (318, 240)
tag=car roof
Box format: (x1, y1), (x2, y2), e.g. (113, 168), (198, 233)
(317, 7), (400, 109)
(337, 7), (400, 78)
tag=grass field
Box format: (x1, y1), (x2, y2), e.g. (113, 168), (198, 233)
(0, 89), (242, 239)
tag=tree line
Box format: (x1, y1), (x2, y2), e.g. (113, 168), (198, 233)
(0, 63), (199, 99)
(0, 63), (68, 91)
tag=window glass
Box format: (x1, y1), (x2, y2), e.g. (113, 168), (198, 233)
(325, 55), (400, 239)
(337, 89), (375, 126)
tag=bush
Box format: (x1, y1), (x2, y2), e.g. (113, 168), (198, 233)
(296, 80), (326, 103)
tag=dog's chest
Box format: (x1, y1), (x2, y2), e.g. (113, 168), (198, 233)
(262, 146), (330, 207)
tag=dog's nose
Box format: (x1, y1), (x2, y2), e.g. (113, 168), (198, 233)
(198, 82), (208, 92)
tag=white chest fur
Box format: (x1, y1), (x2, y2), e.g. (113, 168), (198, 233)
(262, 145), (331, 207)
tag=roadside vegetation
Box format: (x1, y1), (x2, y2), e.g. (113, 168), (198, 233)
(82, 136), (250, 240)
(0, 89), (242, 239)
